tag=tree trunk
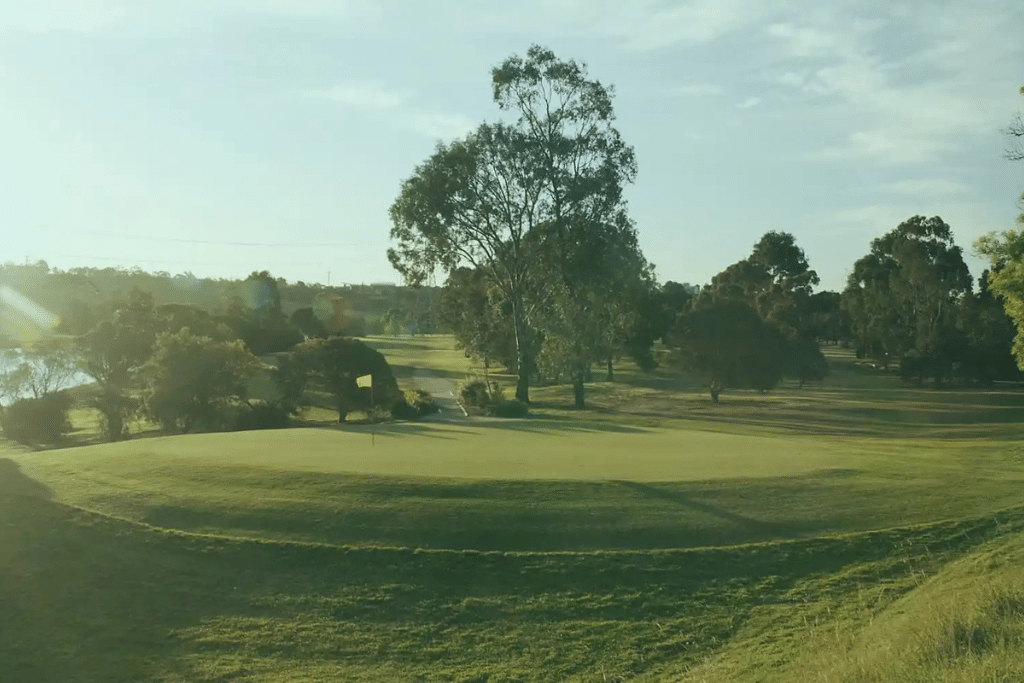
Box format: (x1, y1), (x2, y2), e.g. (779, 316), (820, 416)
(573, 373), (585, 408)
(606, 356), (614, 382)
(511, 298), (530, 403)
(104, 410), (124, 442)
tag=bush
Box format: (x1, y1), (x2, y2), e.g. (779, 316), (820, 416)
(231, 401), (293, 431)
(0, 391), (74, 444)
(459, 379), (492, 409)
(391, 389), (439, 420)
(487, 398), (529, 418)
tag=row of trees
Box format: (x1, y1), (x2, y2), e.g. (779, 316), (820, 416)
(0, 277), (419, 443)
(0, 261), (442, 344)
(388, 48), (1023, 402)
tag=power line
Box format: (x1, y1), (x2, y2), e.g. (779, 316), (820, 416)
(77, 231), (360, 248)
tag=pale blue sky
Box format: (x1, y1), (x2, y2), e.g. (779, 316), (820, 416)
(2, 0), (1022, 292)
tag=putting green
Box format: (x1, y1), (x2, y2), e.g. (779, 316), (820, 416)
(18, 419), (905, 483)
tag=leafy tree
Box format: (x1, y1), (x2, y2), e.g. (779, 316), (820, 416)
(845, 216), (972, 380)
(291, 337), (399, 423)
(157, 303), (230, 340)
(242, 270), (283, 312)
(141, 329), (259, 434)
(954, 269), (1020, 382)
(532, 214), (653, 406)
(290, 307), (329, 340)
(74, 288), (171, 440)
(698, 232), (827, 387)
(667, 299), (785, 402)
(0, 338), (77, 402)
(389, 45), (636, 403)
(0, 391), (74, 445)
(807, 291), (850, 345)
(438, 267), (520, 378)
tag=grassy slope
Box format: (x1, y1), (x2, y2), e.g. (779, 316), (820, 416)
(3, 338), (1024, 681)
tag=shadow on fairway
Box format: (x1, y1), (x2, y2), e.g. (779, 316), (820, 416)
(389, 363), (467, 381)
(0, 459), (54, 500)
(612, 480), (797, 539)
(469, 415), (652, 435)
(344, 415), (652, 437)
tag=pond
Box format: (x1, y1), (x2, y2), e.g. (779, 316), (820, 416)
(0, 348), (93, 402)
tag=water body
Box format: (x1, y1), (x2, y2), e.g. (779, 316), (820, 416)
(0, 349), (93, 401)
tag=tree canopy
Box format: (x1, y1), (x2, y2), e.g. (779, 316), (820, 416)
(389, 45), (638, 402)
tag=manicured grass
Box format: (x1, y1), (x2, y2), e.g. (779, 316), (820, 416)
(9, 423), (1024, 553)
(3, 337), (1024, 680)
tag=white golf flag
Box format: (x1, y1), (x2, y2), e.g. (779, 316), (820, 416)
(356, 374), (373, 388)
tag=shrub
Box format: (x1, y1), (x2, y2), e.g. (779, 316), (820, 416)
(231, 401), (293, 431)
(391, 389), (439, 420)
(487, 398), (529, 418)
(0, 390), (74, 444)
(459, 379), (492, 409)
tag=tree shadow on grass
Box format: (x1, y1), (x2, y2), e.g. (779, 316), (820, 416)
(0, 458), (53, 500)
(611, 480), (799, 539)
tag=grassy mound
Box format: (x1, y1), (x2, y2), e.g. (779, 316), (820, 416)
(3, 458), (1022, 681)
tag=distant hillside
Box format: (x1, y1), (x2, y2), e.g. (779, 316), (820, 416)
(0, 261), (444, 337)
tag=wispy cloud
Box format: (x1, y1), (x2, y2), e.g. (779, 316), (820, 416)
(478, 0), (768, 51)
(766, 4), (1021, 165)
(671, 83), (725, 97)
(736, 97), (761, 109)
(881, 178), (973, 197)
(301, 81), (473, 141)
(303, 82), (409, 111)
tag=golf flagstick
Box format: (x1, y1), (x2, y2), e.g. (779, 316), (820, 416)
(356, 374), (375, 446)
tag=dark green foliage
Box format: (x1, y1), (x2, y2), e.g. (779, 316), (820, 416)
(292, 337), (400, 422)
(391, 389), (439, 420)
(225, 307), (305, 355)
(141, 330), (260, 434)
(75, 293), (161, 441)
(807, 290), (851, 345)
(459, 379), (493, 409)
(289, 307), (328, 339)
(843, 215), (972, 371)
(0, 390), (73, 444)
(231, 401), (293, 431)
(439, 268), (520, 373)
(389, 46), (638, 404)
(487, 398), (529, 418)
(668, 300), (785, 402)
(785, 338), (830, 388)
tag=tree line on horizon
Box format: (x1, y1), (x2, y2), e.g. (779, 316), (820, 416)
(387, 46), (1024, 405)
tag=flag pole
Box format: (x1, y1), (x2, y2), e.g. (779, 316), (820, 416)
(371, 380), (375, 446)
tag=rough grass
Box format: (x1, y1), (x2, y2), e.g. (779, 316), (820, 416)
(3, 338), (1024, 681)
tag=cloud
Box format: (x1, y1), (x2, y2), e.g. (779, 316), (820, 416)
(478, 0), (768, 51)
(303, 82), (409, 111)
(301, 81), (473, 141)
(765, 4), (1022, 165)
(736, 97), (761, 109)
(0, 0), (375, 34)
(881, 178), (973, 197)
(405, 112), (477, 141)
(671, 83), (725, 97)
(0, 1), (133, 33)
